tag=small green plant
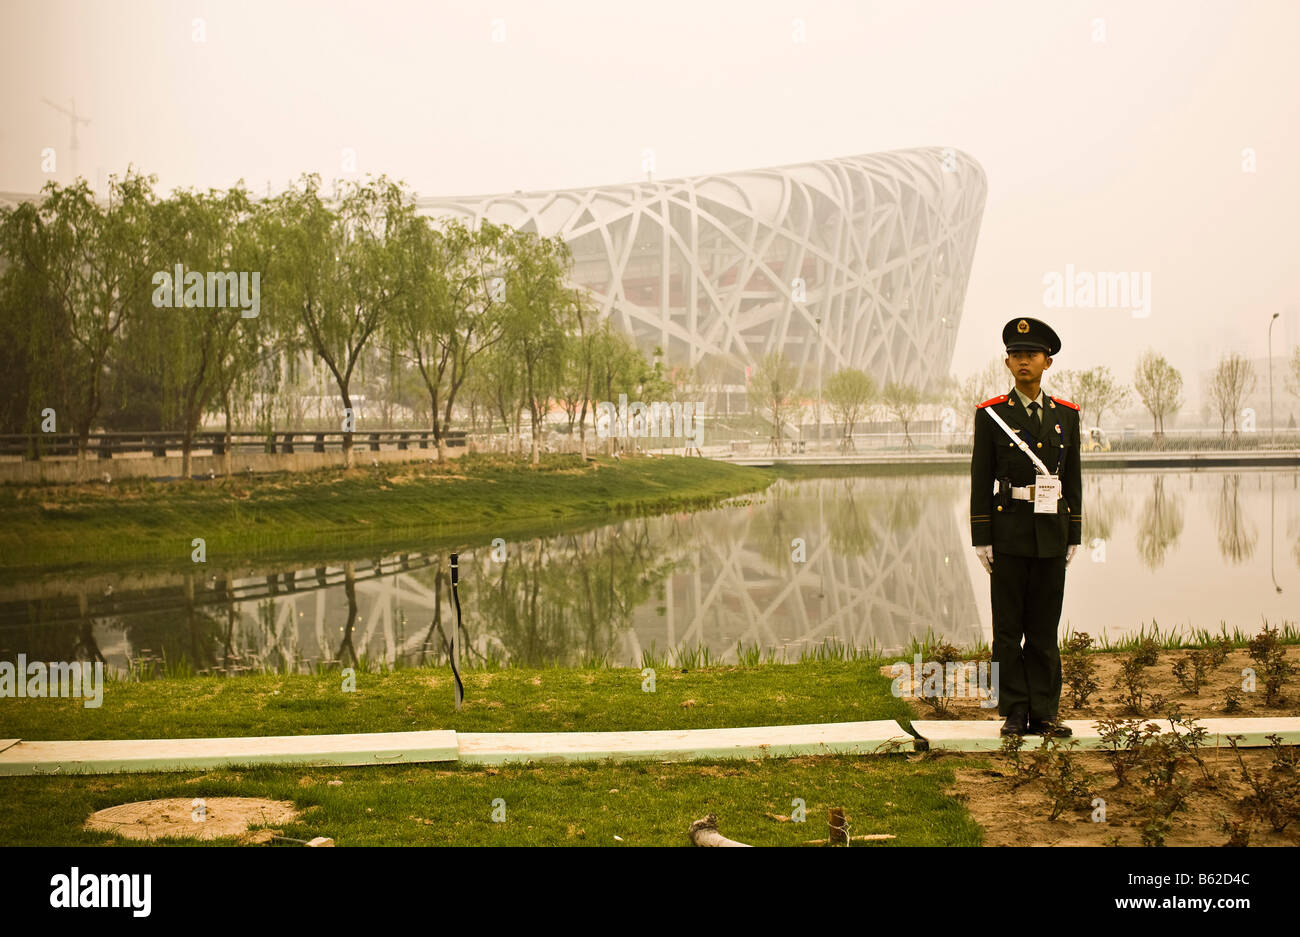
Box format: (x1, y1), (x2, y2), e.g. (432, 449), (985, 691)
(1170, 649), (1210, 695)
(1062, 631), (1100, 708)
(1222, 685), (1244, 713)
(1115, 656), (1153, 714)
(915, 640), (966, 718)
(640, 641), (669, 671)
(1132, 729), (1194, 847)
(578, 650), (610, 669)
(1205, 635), (1233, 669)
(1132, 636), (1161, 668)
(1226, 734), (1300, 833)
(1217, 814), (1251, 847)
(1029, 736), (1096, 821)
(735, 642), (761, 667)
(999, 732), (1038, 787)
(1247, 625), (1296, 707)
(1095, 715), (1158, 787)
(1158, 703), (1216, 788)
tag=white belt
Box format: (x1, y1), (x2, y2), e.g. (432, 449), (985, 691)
(994, 480), (1061, 501)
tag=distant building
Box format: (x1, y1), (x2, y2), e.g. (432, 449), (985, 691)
(2, 148), (990, 392)
(417, 147), (987, 387)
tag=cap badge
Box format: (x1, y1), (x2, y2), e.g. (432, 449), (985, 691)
(1017, 319), (1030, 333)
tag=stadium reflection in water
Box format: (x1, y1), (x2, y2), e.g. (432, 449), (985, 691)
(3, 471), (1298, 677)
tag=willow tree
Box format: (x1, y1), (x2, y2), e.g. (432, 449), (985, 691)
(0, 172), (162, 471)
(266, 174), (416, 467)
(0, 202), (79, 443)
(390, 217), (510, 461)
(555, 289), (601, 457)
(142, 184), (269, 477)
(499, 230), (574, 465)
(589, 320), (646, 455)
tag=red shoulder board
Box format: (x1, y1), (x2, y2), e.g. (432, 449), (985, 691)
(977, 395), (1008, 409)
(1050, 396), (1079, 410)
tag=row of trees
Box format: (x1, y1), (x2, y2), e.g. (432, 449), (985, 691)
(5, 171), (1296, 468)
(751, 342), (1300, 452)
(950, 349), (1300, 439)
(0, 171), (676, 471)
(745, 352), (929, 450)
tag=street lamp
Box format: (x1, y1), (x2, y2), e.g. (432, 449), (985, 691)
(1269, 312), (1280, 448)
(815, 316), (823, 454)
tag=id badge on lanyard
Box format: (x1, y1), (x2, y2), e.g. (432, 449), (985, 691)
(1034, 475), (1061, 513)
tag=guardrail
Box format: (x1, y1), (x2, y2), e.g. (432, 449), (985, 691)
(706, 429), (1300, 455)
(0, 430), (468, 460)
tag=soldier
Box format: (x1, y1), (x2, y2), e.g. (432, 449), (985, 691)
(970, 317), (1082, 737)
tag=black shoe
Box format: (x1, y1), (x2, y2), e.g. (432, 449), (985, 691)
(1000, 707), (1029, 737)
(1026, 716), (1072, 737)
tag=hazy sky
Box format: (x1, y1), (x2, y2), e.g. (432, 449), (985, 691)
(3, 0), (1298, 397)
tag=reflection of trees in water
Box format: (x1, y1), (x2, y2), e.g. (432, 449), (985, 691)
(1081, 477), (1130, 545)
(0, 477), (979, 672)
(1, 600), (103, 664)
(1215, 474), (1256, 565)
(636, 475), (982, 658)
(828, 478), (879, 559)
(748, 480), (808, 572)
(336, 563), (359, 668)
(885, 479), (923, 534)
(417, 522), (678, 668)
(122, 574), (228, 671)
(745, 478), (894, 570)
(1136, 475), (1184, 569)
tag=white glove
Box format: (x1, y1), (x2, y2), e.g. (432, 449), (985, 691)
(1065, 543), (1078, 566)
(974, 545), (993, 574)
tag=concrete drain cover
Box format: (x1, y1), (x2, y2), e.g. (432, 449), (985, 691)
(85, 797), (300, 841)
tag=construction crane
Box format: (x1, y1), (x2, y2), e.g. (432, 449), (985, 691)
(41, 96), (90, 182)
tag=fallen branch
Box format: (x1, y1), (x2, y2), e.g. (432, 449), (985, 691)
(689, 813), (751, 847)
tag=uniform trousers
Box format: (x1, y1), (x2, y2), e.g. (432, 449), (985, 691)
(990, 550), (1067, 718)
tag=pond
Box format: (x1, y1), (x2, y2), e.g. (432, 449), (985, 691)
(2, 470), (1297, 677)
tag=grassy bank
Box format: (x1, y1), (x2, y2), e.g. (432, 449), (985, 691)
(0, 454), (775, 577)
(0, 659), (984, 846)
(3, 659), (910, 740)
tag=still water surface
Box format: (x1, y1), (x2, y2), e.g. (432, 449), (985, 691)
(3, 470), (1297, 676)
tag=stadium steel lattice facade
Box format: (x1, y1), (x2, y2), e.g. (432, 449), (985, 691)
(417, 146), (987, 387)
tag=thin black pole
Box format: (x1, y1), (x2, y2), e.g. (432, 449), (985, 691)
(449, 553), (464, 709)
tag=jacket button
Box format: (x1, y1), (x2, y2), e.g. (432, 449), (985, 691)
(1036, 442), (1042, 448)
(996, 505), (1003, 511)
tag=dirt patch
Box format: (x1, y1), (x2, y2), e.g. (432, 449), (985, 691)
(85, 797), (299, 842)
(938, 746), (1300, 846)
(893, 646), (1300, 722)
(890, 645), (1300, 845)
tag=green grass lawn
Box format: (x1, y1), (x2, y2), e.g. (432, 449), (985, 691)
(0, 660), (984, 846)
(5, 660), (911, 739)
(0, 453), (774, 579)
(0, 755), (982, 847)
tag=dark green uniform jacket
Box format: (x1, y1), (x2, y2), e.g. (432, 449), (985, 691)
(970, 389), (1082, 557)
